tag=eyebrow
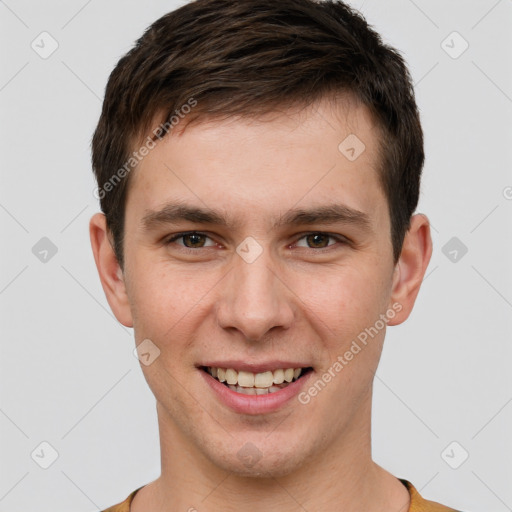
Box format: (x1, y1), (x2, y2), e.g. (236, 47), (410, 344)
(140, 201), (372, 233)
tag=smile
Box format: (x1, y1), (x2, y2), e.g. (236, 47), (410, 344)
(201, 366), (313, 395)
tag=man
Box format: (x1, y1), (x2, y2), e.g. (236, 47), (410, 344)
(89, 0), (462, 510)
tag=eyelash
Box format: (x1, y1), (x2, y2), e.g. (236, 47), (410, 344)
(163, 231), (349, 253)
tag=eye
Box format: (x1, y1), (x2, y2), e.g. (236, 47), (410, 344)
(163, 231), (348, 253)
(165, 232), (217, 249)
(294, 232), (347, 249)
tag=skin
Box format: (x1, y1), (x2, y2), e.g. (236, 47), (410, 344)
(90, 96), (432, 512)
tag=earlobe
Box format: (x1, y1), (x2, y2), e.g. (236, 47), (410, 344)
(89, 212), (134, 328)
(387, 214), (433, 326)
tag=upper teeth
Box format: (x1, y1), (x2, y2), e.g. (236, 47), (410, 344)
(207, 367), (303, 387)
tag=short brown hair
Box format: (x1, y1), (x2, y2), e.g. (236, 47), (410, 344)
(91, 0), (424, 270)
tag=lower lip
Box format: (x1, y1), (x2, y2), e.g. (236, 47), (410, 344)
(199, 368), (313, 415)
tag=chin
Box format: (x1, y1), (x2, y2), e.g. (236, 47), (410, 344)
(208, 435), (312, 479)
(225, 454), (306, 479)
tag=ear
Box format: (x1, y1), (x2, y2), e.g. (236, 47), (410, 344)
(387, 213), (433, 326)
(89, 212), (133, 328)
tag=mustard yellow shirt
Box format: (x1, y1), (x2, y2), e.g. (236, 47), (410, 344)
(101, 479), (460, 511)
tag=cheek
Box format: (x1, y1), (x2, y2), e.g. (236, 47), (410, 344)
(127, 263), (219, 346)
(291, 264), (391, 377)
(294, 264), (388, 324)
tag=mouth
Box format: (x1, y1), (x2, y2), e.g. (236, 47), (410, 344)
(199, 365), (314, 396)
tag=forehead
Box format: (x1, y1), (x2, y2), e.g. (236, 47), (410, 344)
(125, 97), (386, 230)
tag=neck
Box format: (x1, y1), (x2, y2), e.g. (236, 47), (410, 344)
(131, 396), (410, 512)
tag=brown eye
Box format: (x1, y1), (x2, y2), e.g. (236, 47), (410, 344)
(182, 233), (207, 248)
(295, 232), (343, 249)
(305, 233), (331, 248)
(165, 232), (216, 249)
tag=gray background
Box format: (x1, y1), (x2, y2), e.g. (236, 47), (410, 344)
(1, 0), (511, 510)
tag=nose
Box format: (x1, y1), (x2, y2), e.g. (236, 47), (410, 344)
(215, 245), (294, 342)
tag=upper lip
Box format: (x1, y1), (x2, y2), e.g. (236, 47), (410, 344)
(198, 361), (312, 373)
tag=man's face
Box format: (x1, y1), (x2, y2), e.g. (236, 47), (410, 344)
(120, 98), (400, 477)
